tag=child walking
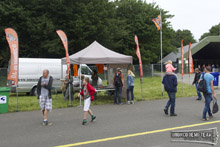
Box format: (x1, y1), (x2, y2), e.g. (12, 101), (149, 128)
(78, 77), (96, 125)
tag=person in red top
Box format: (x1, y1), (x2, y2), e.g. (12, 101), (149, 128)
(78, 77), (96, 125)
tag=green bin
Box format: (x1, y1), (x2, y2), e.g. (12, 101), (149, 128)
(0, 87), (10, 113)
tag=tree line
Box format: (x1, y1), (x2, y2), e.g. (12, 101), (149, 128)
(0, 0), (196, 67)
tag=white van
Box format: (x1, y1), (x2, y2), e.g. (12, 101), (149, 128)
(9, 58), (102, 95)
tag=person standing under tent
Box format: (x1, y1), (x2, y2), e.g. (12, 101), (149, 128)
(113, 68), (124, 105)
(91, 69), (98, 87)
(192, 68), (202, 100)
(64, 72), (74, 101)
(127, 69), (135, 104)
(37, 69), (53, 126)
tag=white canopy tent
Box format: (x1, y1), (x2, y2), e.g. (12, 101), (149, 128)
(61, 41), (133, 106)
(61, 41), (133, 64)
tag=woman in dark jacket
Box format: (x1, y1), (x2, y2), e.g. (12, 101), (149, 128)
(192, 68), (202, 100)
(91, 70), (98, 87)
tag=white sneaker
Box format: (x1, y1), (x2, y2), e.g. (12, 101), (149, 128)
(127, 101), (130, 104)
(131, 101), (134, 104)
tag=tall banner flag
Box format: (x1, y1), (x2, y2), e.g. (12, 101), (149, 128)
(152, 15), (161, 31)
(5, 28), (19, 84)
(56, 30), (70, 79)
(181, 39), (184, 76)
(134, 35), (143, 78)
(188, 42), (194, 74)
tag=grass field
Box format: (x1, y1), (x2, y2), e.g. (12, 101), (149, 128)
(8, 76), (197, 112)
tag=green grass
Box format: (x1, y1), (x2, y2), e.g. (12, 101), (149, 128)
(8, 77), (196, 112)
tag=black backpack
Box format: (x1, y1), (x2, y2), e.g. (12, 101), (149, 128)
(197, 74), (207, 94)
(114, 73), (122, 87)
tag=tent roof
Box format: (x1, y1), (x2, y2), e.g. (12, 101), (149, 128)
(62, 41), (133, 64)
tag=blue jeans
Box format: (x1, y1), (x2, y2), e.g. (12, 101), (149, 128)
(165, 92), (176, 114)
(203, 93), (213, 119)
(114, 86), (122, 104)
(195, 83), (202, 98)
(127, 86), (134, 101)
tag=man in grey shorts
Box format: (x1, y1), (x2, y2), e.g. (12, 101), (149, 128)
(37, 69), (53, 126)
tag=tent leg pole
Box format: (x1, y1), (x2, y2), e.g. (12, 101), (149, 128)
(79, 64), (82, 107)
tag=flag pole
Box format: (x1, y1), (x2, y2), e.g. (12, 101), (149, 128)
(15, 83), (19, 112)
(160, 11), (163, 96)
(68, 70), (73, 107)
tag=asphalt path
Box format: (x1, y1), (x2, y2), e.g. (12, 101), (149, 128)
(0, 96), (219, 147)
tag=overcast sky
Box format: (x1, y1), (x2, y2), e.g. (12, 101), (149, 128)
(147, 0), (220, 41)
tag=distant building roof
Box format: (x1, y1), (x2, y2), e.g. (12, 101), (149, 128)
(161, 36), (220, 63)
(161, 43), (198, 63)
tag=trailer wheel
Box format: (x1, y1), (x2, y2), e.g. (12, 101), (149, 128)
(31, 87), (38, 96)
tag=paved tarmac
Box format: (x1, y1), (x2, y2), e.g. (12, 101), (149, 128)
(0, 96), (220, 147)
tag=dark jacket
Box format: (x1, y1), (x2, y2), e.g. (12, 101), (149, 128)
(37, 76), (53, 99)
(192, 72), (201, 85)
(162, 74), (177, 93)
(91, 74), (98, 87)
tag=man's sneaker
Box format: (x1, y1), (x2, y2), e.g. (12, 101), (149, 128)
(202, 118), (209, 121)
(196, 98), (202, 100)
(91, 115), (96, 122)
(127, 101), (130, 104)
(131, 101), (134, 104)
(170, 113), (177, 116)
(164, 109), (168, 115)
(82, 119), (87, 125)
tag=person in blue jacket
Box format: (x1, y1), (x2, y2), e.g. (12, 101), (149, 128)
(162, 73), (178, 116)
(127, 69), (135, 104)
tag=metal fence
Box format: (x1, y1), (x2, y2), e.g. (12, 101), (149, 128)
(0, 68), (8, 87)
(88, 64), (153, 79)
(152, 63), (179, 76)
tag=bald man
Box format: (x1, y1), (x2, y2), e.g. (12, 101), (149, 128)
(37, 69), (53, 126)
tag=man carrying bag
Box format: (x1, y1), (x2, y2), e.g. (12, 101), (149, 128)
(198, 66), (217, 121)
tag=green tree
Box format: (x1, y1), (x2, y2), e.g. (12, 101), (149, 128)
(0, 0), (178, 67)
(199, 23), (220, 41)
(172, 29), (196, 48)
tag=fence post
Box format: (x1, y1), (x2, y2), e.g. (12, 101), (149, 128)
(151, 64), (154, 77)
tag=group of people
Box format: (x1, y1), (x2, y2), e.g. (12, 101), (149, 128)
(36, 62), (216, 126)
(62, 69), (99, 102)
(198, 64), (219, 72)
(112, 67), (135, 105)
(163, 60), (217, 121)
(37, 67), (136, 126)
